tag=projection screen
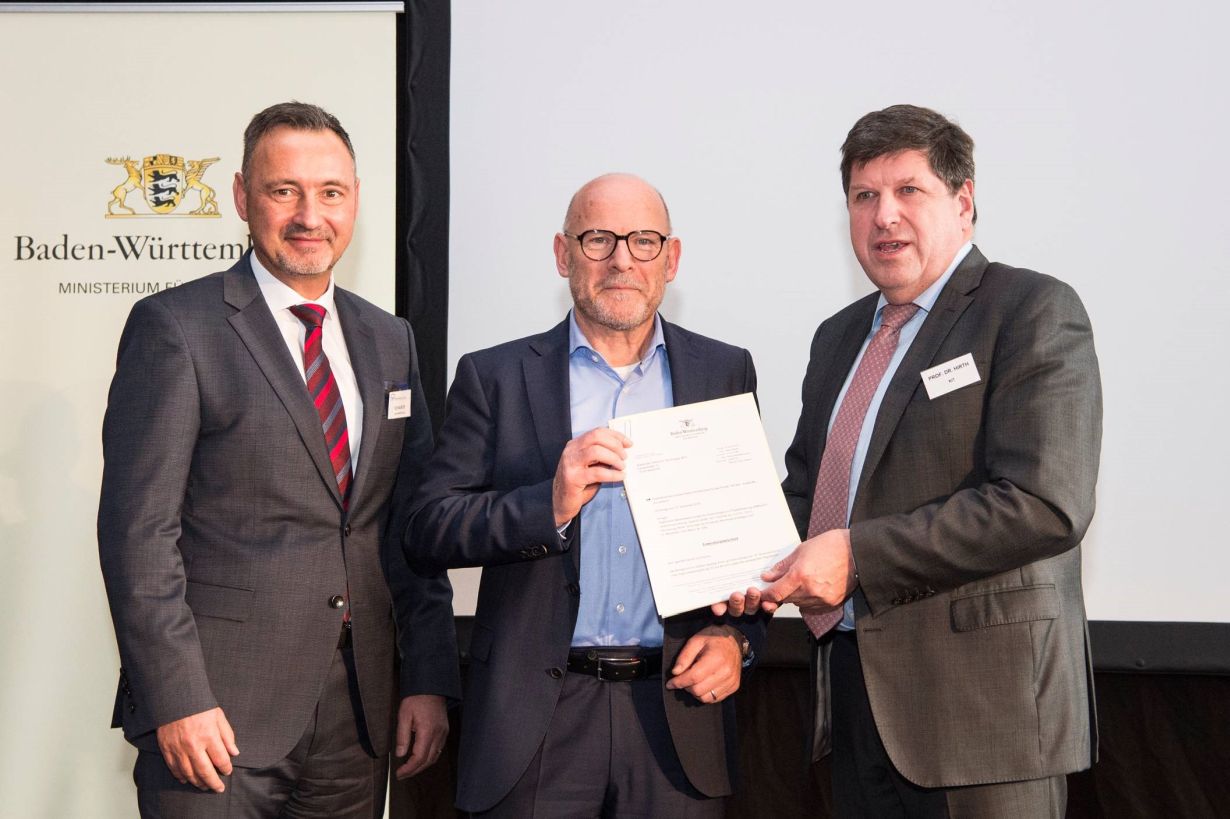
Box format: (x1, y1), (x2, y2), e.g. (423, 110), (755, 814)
(446, 0), (1230, 626)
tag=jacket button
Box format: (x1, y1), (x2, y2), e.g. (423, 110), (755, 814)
(531, 544), (548, 557)
(548, 667), (564, 679)
(343, 524), (352, 537)
(329, 595), (346, 609)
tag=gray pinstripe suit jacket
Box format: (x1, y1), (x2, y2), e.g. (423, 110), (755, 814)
(98, 253), (460, 768)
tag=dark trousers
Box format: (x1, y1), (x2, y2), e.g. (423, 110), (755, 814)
(830, 630), (1066, 819)
(135, 644), (385, 819)
(473, 667), (725, 819)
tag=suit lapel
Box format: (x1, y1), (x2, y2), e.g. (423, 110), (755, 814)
(524, 320), (573, 480)
(523, 319), (576, 574)
(855, 247), (987, 499)
(661, 320), (708, 406)
(224, 256), (344, 509)
(334, 288), (384, 509)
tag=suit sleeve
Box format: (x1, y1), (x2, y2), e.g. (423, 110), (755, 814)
(405, 353), (565, 573)
(383, 320), (462, 701)
(851, 277), (1103, 615)
(97, 296), (216, 736)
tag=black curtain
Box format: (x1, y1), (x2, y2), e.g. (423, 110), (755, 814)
(397, 0), (451, 434)
(391, 623), (1230, 818)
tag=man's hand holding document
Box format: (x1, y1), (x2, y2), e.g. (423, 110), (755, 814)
(609, 392), (799, 617)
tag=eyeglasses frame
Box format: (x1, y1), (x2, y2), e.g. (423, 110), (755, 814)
(562, 229), (672, 262)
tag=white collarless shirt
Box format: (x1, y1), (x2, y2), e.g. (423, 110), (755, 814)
(251, 254), (364, 470)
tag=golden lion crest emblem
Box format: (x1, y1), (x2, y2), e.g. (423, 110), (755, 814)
(105, 154), (221, 218)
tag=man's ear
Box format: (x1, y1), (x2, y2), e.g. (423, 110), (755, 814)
(554, 233), (571, 279)
(957, 178), (975, 227)
(233, 172), (249, 222)
(664, 236), (682, 283)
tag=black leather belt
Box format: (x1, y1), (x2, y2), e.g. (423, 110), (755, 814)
(337, 621), (352, 650)
(567, 648), (662, 681)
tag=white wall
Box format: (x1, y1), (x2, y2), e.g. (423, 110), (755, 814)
(448, 1), (1230, 624)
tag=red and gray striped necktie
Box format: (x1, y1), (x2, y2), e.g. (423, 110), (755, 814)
(289, 303), (353, 507)
(802, 302), (920, 638)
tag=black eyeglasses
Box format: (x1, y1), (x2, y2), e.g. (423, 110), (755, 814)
(563, 229), (670, 262)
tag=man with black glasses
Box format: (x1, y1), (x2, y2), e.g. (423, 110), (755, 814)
(406, 173), (766, 817)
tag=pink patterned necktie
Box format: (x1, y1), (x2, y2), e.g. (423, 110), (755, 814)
(801, 302), (919, 638)
(289, 303), (353, 506)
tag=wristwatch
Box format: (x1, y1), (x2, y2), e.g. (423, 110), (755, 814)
(733, 631), (754, 668)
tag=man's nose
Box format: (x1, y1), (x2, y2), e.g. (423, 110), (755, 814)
(295, 195), (324, 229)
(874, 195), (900, 229)
(608, 236), (635, 269)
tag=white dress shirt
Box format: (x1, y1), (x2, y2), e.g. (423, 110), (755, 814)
(251, 254), (364, 469)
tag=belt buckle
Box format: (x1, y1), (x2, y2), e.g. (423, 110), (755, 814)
(596, 656), (640, 681)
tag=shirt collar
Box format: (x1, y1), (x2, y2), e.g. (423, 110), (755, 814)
(250, 251), (337, 316)
(568, 310), (667, 366)
(874, 240), (973, 320)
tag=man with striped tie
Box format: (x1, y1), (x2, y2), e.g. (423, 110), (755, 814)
(719, 105), (1101, 817)
(98, 101), (460, 817)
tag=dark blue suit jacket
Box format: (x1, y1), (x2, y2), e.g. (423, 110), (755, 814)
(407, 316), (766, 812)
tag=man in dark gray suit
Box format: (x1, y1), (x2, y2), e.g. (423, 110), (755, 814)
(407, 173), (766, 817)
(98, 101), (461, 817)
(722, 105), (1101, 817)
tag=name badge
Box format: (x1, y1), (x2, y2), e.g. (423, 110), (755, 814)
(386, 388), (412, 419)
(920, 353), (980, 399)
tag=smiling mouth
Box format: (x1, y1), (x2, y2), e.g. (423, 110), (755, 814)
(285, 229), (331, 242)
(876, 241), (906, 253)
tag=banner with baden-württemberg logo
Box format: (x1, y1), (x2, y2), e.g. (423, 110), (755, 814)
(24, 153), (242, 297)
(0, 6), (399, 816)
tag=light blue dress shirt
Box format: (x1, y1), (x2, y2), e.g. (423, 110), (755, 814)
(832, 242), (973, 629)
(567, 311), (673, 647)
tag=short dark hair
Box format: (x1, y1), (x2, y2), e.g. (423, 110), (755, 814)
(840, 104), (976, 222)
(241, 101), (355, 177)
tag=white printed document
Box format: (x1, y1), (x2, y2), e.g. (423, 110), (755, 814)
(609, 392), (800, 617)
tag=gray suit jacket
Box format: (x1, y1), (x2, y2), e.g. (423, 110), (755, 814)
(98, 253), (461, 769)
(405, 317), (766, 813)
(782, 246), (1101, 787)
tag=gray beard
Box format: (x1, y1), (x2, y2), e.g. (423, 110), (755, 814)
(570, 287), (653, 332)
(274, 250), (333, 279)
